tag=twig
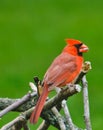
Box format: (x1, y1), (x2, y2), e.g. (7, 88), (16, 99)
(82, 75), (92, 130)
(29, 82), (37, 92)
(55, 85), (81, 130)
(52, 107), (66, 130)
(55, 87), (75, 130)
(62, 100), (75, 130)
(0, 106), (35, 130)
(1, 115), (28, 130)
(37, 120), (50, 130)
(0, 92), (36, 118)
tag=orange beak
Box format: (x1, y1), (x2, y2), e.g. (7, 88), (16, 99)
(80, 44), (89, 53)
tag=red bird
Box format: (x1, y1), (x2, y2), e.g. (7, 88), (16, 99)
(30, 39), (89, 124)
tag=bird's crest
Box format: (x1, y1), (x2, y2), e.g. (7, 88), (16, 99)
(66, 39), (82, 45)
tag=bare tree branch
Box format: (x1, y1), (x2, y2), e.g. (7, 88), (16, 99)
(62, 100), (75, 130)
(1, 115), (28, 130)
(0, 92), (37, 118)
(55, 86), (77, 130)
(82, 76), (92, 130)
(37, 120), (50, 130)
(52, 107), (66, 130)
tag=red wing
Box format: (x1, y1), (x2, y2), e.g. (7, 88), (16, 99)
(43, 53), (78, 89)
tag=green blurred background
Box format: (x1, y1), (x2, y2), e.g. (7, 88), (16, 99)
(0, 0), (102, 129)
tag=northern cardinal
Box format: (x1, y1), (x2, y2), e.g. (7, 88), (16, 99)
(30, 39), (88, 124)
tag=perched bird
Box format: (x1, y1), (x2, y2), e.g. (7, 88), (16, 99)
(30, 39), (89, 124)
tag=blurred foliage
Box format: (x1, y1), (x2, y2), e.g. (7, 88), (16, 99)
(0, 0), (103, 129)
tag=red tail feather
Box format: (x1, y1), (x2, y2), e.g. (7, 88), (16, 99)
(30, 85), (49, 124)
